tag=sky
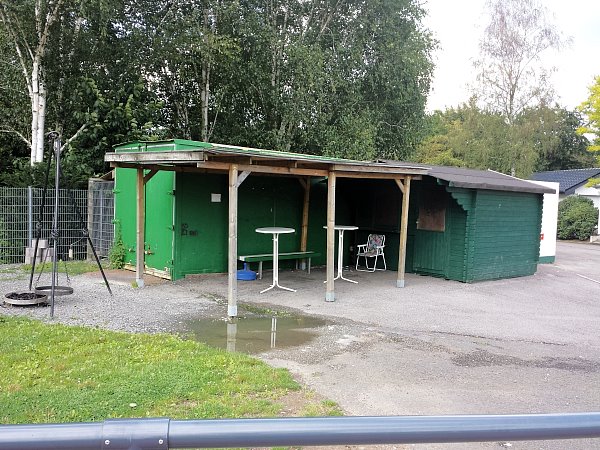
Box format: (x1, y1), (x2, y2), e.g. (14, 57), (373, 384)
(423, 0), (600, 112)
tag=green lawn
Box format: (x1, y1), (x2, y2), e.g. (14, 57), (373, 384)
(0, 316), (340, 424)
(20, 259), (107, 276)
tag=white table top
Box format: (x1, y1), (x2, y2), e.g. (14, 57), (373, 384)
(322, 225), (359, 231)
(256, 227), (295, 234)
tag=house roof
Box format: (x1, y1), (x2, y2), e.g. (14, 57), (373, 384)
(107, 140), (553, 194)
(531, 168), (600, 195)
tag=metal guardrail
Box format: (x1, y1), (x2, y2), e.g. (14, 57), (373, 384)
(1, 413), (599, 449)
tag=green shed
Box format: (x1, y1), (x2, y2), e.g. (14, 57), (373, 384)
(107, 140), (553, 312)
(405, 168), (545, 282)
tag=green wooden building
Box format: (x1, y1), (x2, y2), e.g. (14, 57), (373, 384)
(109, 140), (552, 285)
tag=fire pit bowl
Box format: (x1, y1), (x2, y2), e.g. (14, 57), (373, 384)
(4, 291), (49, 306)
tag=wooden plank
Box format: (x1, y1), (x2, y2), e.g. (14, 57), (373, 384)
(106, 151), (205, 163)
(228, 164), (238, 318)
(135, 168), (145, 288)
(236, 170), (251, 188)
(143, 169), (158, 185)
(395, 178), (405, 195)
(333, 164), (428, 175)
(337, 172), (423, 181)
(300, 177), (311, 253)
(326, 171), (336, 302)
(397, 176), (412, 288)
(197, 161), (328, 177)
(110, 162), (224, 175)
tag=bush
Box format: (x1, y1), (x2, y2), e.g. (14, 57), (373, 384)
(557, 196), (599, 240)
(109, 222), (126, 268)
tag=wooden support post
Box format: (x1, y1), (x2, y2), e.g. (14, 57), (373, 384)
(326, 171), (336, 302)
(136, 168), (145, 288)
(228, 164), (239, 317)
(300, 177), (311, 270)
(397, 176), (412, 288)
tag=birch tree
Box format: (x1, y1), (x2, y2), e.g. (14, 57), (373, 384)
(473, 0), (565, 124)
(0, 0), (65, 164)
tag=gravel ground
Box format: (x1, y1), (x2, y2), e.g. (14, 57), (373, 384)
(2, 241), (600, 450)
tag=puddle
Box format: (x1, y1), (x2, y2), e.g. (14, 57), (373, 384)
(183, 316), (329, 354)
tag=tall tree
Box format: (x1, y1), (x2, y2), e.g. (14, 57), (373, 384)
(519, 106), (594, 171)
(578, 75), (600, 162)
(415, 103), (590, 177)
(0, 0), (65, 163)
(473, 0), (565, 124)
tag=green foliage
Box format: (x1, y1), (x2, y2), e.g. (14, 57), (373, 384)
(0, 316), (314, 423)
(415, 103), (593, 177)
(557, 196), (599, 240)
(578, 75), (600, 162)
(1, 0), (435, 180)
(109, 222), (126, 269)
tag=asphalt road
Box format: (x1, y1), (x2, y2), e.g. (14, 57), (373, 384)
(2, 241), (598, 449)
(247, 241), (600, 450)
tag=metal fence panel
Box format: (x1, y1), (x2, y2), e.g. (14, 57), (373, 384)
(0, 187), (88, 264)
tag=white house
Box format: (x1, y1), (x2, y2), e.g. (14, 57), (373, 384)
(531, 168), (600, 236)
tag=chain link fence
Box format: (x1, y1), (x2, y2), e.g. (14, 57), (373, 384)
(0, 186), (112, 264)
(87, 180), (115, 259)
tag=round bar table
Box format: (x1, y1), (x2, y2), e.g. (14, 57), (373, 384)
(323, 225), (359, 284)
(256, 227), (296, 293)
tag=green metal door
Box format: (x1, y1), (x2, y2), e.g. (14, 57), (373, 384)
(144, 171), (175, 278)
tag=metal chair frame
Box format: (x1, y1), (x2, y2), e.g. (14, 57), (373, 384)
(355, 234), (386, 272)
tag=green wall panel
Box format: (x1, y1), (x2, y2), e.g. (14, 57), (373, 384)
(467, 191), (542, 281)
(174, 173), (228, 278)
(114, 168), (174, 277)
(114, 168), (137, 266)
(144, 171), (175, 276)
(172, 174), (329, 279)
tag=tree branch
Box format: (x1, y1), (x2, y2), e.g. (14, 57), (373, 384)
(60, 123), (87, 152)
(37, 0), (64, 60)
(0, 128), (31, 146)
(0, 6), (33, 94)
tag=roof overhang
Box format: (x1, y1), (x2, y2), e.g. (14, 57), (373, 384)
(105, 142), (427, 180)
(105, 140), (553, 193)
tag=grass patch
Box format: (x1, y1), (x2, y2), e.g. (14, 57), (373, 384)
(20, 259), (107, 276)
(238, 302), (293, 317)
(0, 316), (326, 424)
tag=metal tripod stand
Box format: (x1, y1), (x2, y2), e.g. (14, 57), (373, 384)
(28, 132), (112, 317)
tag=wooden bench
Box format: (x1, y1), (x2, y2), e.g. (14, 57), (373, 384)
(238, 251), (320, 280)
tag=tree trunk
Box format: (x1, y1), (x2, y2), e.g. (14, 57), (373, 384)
(36, 78), (46, 162)
(201, 61), (210, 142)
(30, 60), (40, 165)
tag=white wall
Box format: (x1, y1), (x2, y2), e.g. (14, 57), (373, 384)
(531, 181), (559, 260)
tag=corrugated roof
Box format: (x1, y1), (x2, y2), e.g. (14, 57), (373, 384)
(531, 168), (600, 194)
